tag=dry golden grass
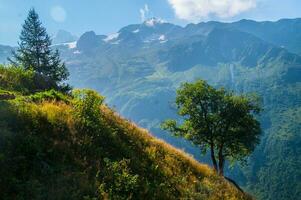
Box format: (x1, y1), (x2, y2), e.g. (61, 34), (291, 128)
(100, 106), (252, 200)
(21, 101), (251, 199)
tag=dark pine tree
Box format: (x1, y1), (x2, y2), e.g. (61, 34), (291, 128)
(8, 8), (69, 89)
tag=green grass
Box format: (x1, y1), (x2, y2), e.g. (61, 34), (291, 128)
(0, 91), (251, 199)
(0, 66), (251, 199)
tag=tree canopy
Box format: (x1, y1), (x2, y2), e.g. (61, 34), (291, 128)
(162, 80), (261, 176)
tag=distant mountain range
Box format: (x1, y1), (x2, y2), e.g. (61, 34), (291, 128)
(0, 44), (13, 64)
(0, 29), (78, 64)
(1, 18), (301, 200)
(52, 29), (78, 44)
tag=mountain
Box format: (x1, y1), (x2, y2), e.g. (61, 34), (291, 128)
(49, 18), (301, 200)
(0, 44), (13, 63)
(0, 18), (300, 200)
(185, 18), (301, 55)
(231, 18), (301, 55)
(52, 29), (78, 44)
(0, 65), (249, 199)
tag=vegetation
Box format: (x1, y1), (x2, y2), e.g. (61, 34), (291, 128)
(58, 18), (301, 200)
(8, 8), (69, 91)
(0, 66), (251, 199)
(1, 11), (299, 200)
(162, 80), (261, 176)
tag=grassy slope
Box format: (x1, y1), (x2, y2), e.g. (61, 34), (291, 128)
(102, 106), (251, 199)
(0, 66), (251, 199)
(0, 95), (251, 199)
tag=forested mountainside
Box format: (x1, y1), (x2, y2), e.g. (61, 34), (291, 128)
(59, 18), (301, 200)
(1, 18), (300, 200)
(0, 65), (250, 199)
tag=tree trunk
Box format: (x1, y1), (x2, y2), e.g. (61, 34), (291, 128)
(218, 145), (225, 176)
(218, 157), (224, 176)
(210, 144), (218, 172)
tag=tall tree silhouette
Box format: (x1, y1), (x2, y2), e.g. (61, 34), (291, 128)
(8, 8), (69, 88)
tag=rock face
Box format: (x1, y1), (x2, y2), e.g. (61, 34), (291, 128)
(52, 29), (78, 44)
(76, 31), (105, 52)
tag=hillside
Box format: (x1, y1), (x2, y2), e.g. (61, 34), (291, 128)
(51, 18), (301, 200)
(0, 65), (250, 199)
(1, 18), (301, 200)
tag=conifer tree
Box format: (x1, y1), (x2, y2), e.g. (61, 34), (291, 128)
(8, 8), (69, 88)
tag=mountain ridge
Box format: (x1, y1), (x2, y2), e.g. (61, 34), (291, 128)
(1, 17), (301, 200)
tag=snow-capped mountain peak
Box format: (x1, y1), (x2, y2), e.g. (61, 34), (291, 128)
(144, 18), (166, 27)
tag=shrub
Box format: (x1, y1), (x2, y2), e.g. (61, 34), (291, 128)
(0, 65), (35, 93)
(29, 89), (70, 103)
(97, 158), (139, 200)
(0, 65), (59, 94)
(72, 89), (105, 135)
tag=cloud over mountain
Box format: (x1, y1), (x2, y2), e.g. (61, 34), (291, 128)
(168, 0), (256, 22)
(140, 4), (150, 22)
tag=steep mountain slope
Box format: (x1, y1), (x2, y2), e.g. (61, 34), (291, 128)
(51, 18), (301, 200)
(52, 29), (78, 44)
(185, 18), (301, 55)
(231, 18), (301, 55)
(0, 66), (250, 199)
(1, 18), (300, 200)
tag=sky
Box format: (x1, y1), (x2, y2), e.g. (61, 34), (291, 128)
(0, 0), (300, 46)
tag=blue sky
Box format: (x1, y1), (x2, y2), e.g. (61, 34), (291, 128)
(0, 0), (300, 45)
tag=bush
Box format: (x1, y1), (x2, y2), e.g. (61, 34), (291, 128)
(0, 65), (69, 94)
(72, 89), (105, 135)
(0, 65), (35, 93)
(29, 89), (70, 103)
(97, 158), (139, 200)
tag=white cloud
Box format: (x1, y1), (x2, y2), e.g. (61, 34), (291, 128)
(168, 0), (257, 22)
(140, 4), (150, 22)
(50, 6), (66, 22)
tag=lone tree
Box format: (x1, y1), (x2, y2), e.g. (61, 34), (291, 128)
(8, 8), (69, 90)
(162, 80), (261, 176)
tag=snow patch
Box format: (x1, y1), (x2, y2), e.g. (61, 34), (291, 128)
(159, 35), (165, 41)
(111, 40), (121, 45)
(159, 35), (168, 43)
(143, 34), (168, 43)
(144, 18), (165, 27)
(73, 50), (81, 54)
(51, 41), (77, 49)
(67, 41), (77, 49)
(133, 29), (140, 33)
(103, 32), (119, 42)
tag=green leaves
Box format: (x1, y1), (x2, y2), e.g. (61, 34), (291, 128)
(162, 79), (262, 175)
(97, 158), (139, 200)
(8, 8), (69, 90)
(28, 89), (70, 103)
(72, 89), (105, 129)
